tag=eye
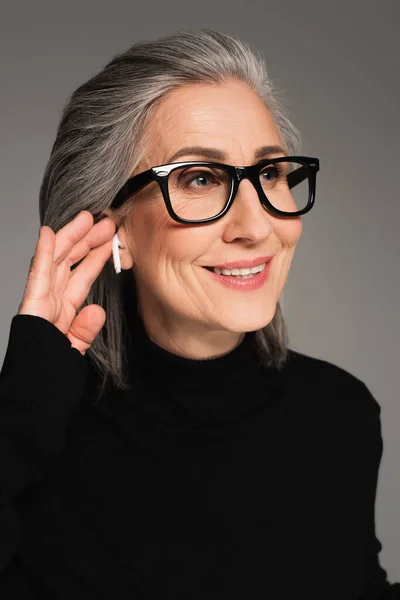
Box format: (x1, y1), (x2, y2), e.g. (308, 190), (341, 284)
(261, 167), (277, 181)
(178, 169), (221, 188)
(187, 172), (214, 187)
(260, 163), (286, 184)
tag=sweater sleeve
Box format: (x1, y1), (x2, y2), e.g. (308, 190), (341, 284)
(358, 383), (400, 599)
(0, 314), (88, 573)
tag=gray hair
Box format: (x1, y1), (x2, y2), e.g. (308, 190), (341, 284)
(39, 28), (303, 400)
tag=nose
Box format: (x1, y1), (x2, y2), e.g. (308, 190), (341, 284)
(226, 172), (275, 238)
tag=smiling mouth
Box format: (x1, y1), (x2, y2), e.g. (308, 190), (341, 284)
(202, 264), (267, 277)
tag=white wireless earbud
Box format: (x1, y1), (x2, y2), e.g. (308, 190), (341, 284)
(112, 232), (124, 274)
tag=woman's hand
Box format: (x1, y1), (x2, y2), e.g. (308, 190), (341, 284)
(18, 211), (116, 356)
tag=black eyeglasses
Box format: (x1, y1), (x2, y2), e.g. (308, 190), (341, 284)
(111, 156), (320, 225)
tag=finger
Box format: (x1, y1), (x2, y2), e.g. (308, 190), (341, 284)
(50, 218), (116, 298)
(67, 304), (107, 356)
(66, 217), (116, 268)
(53, 211), (94, 264)
(63, 238), (114, 312)
(21, 226), (56, 302)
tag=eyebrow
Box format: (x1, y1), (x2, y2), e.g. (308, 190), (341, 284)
(166, 144), (286, 164)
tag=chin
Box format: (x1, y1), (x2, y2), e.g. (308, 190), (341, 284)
(215, 305), (277, 333)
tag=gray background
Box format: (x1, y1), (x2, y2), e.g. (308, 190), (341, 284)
(1, 0), (399, 581)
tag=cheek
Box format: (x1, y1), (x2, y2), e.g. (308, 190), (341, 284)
(131, 205), (209, 271)
(275, 217), (303, 249)
(129, 182), (170, 238)
(128, 205), (167, 270)
(161, 227), (213, 266)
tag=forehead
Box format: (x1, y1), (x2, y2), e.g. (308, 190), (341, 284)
(145, 79), (282, 161)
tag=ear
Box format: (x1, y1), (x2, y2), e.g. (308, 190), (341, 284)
(101, 209), (135, 270)
(101, 207), (120, 225)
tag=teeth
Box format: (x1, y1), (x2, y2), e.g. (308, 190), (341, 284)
(212, 263), (266, 276)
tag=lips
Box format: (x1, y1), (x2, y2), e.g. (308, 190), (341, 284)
(203, 256), (273, 290)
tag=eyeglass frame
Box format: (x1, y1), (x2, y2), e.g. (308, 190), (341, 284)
(110, 155), (320, 225)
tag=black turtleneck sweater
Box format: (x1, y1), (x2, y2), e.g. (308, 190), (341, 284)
(0, 307), (399, 599)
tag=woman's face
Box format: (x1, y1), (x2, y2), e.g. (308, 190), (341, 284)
(116, 78), (302, 356)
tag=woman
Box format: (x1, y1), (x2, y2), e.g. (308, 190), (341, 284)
(0, 28), (398, 599)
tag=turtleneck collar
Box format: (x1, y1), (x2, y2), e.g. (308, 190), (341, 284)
(116, 276), (284, 428)
(128, 304), (261, 383)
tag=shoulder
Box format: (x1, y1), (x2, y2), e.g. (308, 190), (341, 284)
(282, 348), (381, 422)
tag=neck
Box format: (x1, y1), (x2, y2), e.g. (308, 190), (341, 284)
(137, 303), (246, 361)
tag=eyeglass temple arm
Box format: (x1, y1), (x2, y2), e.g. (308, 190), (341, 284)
(113, 170), (152, 208)
(287, 165), (308, 190)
